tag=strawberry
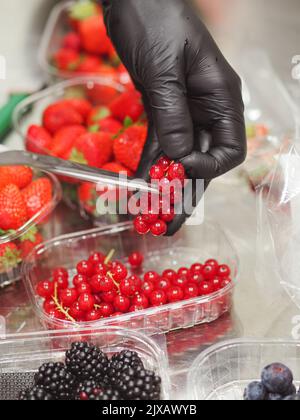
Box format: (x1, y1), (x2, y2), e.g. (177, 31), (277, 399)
(62, 32), (82, 51)
(0, 242), (21, 271)
(22, 178), (53, 219)
(53, 48), (81, 71)
(94, 117), (123, 136)
(57, 98), (93, 120)
(0, 168), (13, 191)
(43, 102), (84, 135)
(109, 90), (144, 123)
(113, 125), (147, 172)
(77, 182), (99, 215)
(76, 55), (102, 74)
(18, 227), (43, 259)
(26, 125), (52, 154)
(78, 14), (112, 55)
(87, 66), (119, 105)
(0, 184), (28, 230)
(49, 125), (86, 159)
(3, 166), (33, 189)
(70, 132), (113, 168)
(87, 106), (111, 126)
(102, 162), (134, 177)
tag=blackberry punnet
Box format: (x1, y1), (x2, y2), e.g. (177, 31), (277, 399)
(34, 362), (77, 400)
(19, 386), (54, 401)
(116, 366), (162, 400)
(65, 342), (109, 381)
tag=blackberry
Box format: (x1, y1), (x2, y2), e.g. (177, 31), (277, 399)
(19, 386), (54, 401)
(66, 342), (109, 381)
(116, 365), (162, 400)
(103, 351), (144, 388)
(76, 380), (122, 401)
(34, 362), (77, 400)
(95, 388), (122, 401)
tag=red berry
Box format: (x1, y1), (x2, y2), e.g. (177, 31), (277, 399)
(178, 267), (190, 278)
(37, 280), (54, 299)
(59, 288), (78, 307)
(69, 301), (85, 320)
(218, 264), (231, 278)
(202, 264), (217, 280)
(167, 163), (186, 181)
(157, 157), (171, 171)
(141, 211), (159, 225)
(150, 290), (167, 307)
(90, 275), (113, 293)
(162, 269), (178, 282)
(184, 283), (199, 299)
(101, 289), (118, 304)
(188, 272), (204, 284)
(199, 281), (214, 296)
(77, 260), (94, 277)
(132, 294), (149, 309)
(144, 271), (160, 283)
(141, 280), (155, 298)
(48, 308), (65, 320)
(113, 295), (130, 313)
(149, 165), (165, 181)
(150, 220), (167, 237)
(128, 252), (144, 268)
(43, 299), (56, 314)
(190, 263), (203, 275)
(211, 277), (222, 291)
(73, 274), (88, 287)
(94, 263), (108, 276)
(130, 305), (142, 312)
(134, 216), (150, 235)
(160, 208), (175, 223)
(53, 275), (68, 290)
(120, 278), (137, 297)
(53, 267), (68, 282)
(128, 275), (142, 292)
(167, 286), (184, 303)
(111, 263), (128, 282)
(85, 309), (102, 322)
(173, 275), (189, 288)
(205, 259), (219, 269)
(88, 252), (105, 265)
(78, 293), (95, 312)
(155, 277), (171, 292)
(221, 278), (232, 288)
(76, 282), (92, 295)
(98, 303), (114, 317)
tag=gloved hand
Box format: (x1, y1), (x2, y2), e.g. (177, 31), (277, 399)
(101, 0), (247, 235)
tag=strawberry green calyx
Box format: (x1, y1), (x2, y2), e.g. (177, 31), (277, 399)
(124, 116), (134, 128)
(0, 243), (21, 271)
(69, 148), (88, 165)
(19, 226), (39, 243)
(70, 1), (99, 21)
(89, 125), (100, 133)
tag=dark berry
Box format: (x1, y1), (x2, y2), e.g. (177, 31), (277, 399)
(244, 382), (268, 401)
(268, 393), (283, 401)
(19, 386), (54, 401)
(116, 366), (161, 400)
(75, 380), (103, 401)
(261, 363), (293, 395)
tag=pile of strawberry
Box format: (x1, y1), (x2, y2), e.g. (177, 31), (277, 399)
(36, 249), (233, 324)
(0, 167), (53, 272)
(134, 157), (186, 237)
(52, 0), (132, 88)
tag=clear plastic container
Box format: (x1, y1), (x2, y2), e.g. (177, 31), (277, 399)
(22, 221), (239, 333)
(0, 170), (62, 288)
(0, 327), (171, 400)
(189, 339), (300, 400)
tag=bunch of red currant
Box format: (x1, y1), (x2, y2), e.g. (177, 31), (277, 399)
(134, 156), (186, 237)
(36, 250), (232, 324)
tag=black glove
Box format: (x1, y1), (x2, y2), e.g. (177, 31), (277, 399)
(101, 0), (247, 235)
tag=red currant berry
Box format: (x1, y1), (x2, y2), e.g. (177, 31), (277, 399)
(157, 156), (171, 171)
(202, 264), (217, 280)
(120, 278), (137, 297)
(205, 259), (219, 269)
(150, 220), (167, 237)
(134, 216), (150, 235)
(113, 295), (130, 313)
(190, 263), (203, 275)
(173, 275), (189, 288)
(36, 281), (54, 299)
(149, 164), (165, 181)
(128, 275), (142, 292)
(111, 263), (128, 282)
(150, 290), (167, 307)
(132, 294), (149, 309)
(85, 309), (102, 322)
(199, 281), (214, 296)
(141, 280), (155, 298)
(53, 267), (68, 281)
(211, 277), (222, 291)
(53, 275), (68, 290)
(128, 252), (144, 268)
(76, 282), (92, 295)
(184, 283), (199, 299)
(177, 267), (190, 278)
(188, 272), (204, 284)
(78, 293), (95, 312)
(167, 286), (184, 303)
(73, 274), (88, 287)
(141, 211), (159, 225)
(221, 278), (232, 289)
(162, 269), (178, 282)
(101, 289), (118, 304)
(88, 252), (105, 266)
(43, 299), (56, 314)
(48, 308), (65, 321)
(99, 303), (114, 317)
(167, 163), (186, 181)
(160, 209), (175, 223)
(77, 260), (94, 277)
(218, 264), (231, 278)
(155, 277), (171, 291)
(94, 263), (108, 276)
(144, 271), (160, 283)
(59, 288), (78, 307)
(69, 302), (85, 320)
(130, 305), (141, 312)
(90, 275), (113, 293)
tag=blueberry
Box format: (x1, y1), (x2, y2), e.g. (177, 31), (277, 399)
(268, 393), (283, 401)
(244, 382), (268, 401)
(283, 384), (297, 397)
(261, 364), (293, 395)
